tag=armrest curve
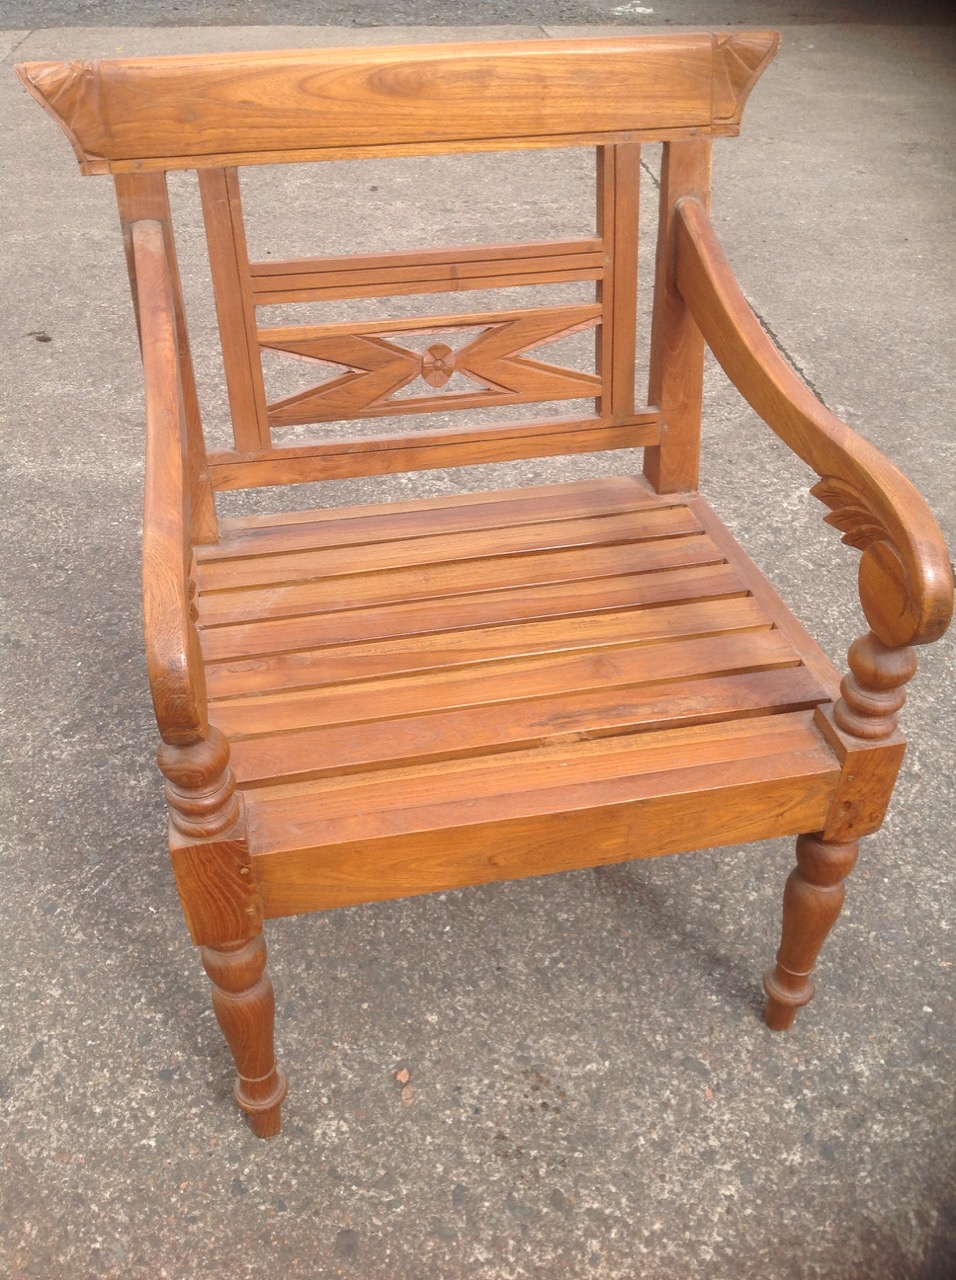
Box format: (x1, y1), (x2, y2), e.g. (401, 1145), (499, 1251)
(674, 196), (953, 649)
(134, 218), (209, 743)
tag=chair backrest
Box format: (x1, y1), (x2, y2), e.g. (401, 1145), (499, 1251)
(18, 33), (779, 496)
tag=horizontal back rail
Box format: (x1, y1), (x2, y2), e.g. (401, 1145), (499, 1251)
(250, 239), (604, 305)
(18, 33), (780, 173)
(207, 411), (661, 489)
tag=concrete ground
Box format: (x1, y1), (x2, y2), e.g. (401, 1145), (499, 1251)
(1, 14), (955, 1280)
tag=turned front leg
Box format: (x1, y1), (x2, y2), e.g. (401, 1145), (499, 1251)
(764, 834), (859, 1031)
(201, 934), (288, 1137)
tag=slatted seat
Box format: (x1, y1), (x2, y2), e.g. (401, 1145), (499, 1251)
(195, 477), (840, 916)
(19, 32), (951, 1138)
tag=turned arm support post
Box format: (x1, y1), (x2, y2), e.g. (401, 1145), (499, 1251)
(673, 198), (953, 737)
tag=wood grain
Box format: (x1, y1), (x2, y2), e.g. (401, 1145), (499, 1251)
(201, 562), (745, 664)
(198, 168), (271, 452)
(764, 834), (859, 1030)
(261, 303), (603, 428)
(134, 218), (208, 743)
(249, 715), (837, 917)
(203, 472), (674, 560)
(199, 531), (726, 622)
(197, 504), (700, 590)
(205, 610), (787, 742)
(229, 667), (829, 789)
(210, 473), (662, 537)
(642, 138), (712, 493)
(201, 935), (287, 1137)
(16, 33), (780, 173)
(207, 415), (659, 488)
(114, 173), (218, 544)
(186, 480), (843, 929)
(596, 143), (641, 422)
(250, 238), (604, 304)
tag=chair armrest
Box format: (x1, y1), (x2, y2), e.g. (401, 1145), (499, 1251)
(674, 196), (953, 651)
(133, 218), (209, 745)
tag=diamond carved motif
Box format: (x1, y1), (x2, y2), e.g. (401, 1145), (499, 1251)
(260, 304), (602, 428)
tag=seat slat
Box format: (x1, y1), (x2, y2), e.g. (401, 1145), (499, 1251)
(201, 562), (745, 669)
(198, 532), (725, 627)
(214, 474), (648, 536)
(230, 665), (830, 788)
(196, 505), (702, 592)
(202, 474), (675, 561)
(208, 622), (794, 739)
(206, 592), (767, 697)
(247, 711), (829, 838)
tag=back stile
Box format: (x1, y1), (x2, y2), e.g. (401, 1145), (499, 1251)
(596, 143), (641, 425)
(115, 172), (218, 543)
(642, 137), (712, 493)
(206, 413), (661, 490)
(198, 167), (271, 453)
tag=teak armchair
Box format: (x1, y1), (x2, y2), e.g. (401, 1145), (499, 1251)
(18, 33), (952, 1137)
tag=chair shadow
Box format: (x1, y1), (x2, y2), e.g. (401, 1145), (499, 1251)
(590, 853), (777, 1021)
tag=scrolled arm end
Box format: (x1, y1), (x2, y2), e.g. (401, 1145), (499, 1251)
(811, 474), (954, 650)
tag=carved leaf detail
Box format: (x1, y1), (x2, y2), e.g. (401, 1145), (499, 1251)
(811, 477), (891, 551)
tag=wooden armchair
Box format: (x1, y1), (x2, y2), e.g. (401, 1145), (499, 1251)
(18, 33), (952, 1137)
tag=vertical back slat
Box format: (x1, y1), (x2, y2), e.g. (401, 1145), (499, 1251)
(596, 143), (641, 424)
(642, 137), (712, 493)
(114, 171), (218, 544)
(198, 167), (271, 453)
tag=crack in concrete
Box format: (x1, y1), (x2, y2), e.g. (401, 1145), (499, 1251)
(637, 154), (829, 413)
(748, 302), (831, 408)
(1, 29), (34, 65)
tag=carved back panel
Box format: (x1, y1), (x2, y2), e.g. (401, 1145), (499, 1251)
(18, 33), (780, 492)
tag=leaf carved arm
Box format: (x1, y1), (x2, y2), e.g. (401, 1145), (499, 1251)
(673, 197), (952, 739)
(673, 196), (952, 652)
